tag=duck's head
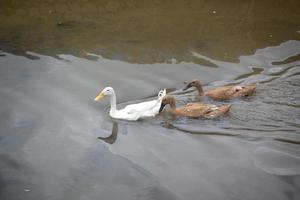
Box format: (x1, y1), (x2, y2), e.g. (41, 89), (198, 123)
(159, 95), (176, 113)
(94, 87), (114, 101)
(183, 79), (201, 91)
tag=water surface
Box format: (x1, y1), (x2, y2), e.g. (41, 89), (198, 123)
(0, 1), (300, 200)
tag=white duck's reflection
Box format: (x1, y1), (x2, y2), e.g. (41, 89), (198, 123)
(98, 121), (119, 144)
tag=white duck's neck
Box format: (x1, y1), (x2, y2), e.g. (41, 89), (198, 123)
(109, 91), (117, 115)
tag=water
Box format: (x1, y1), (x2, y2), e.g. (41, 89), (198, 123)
(1, 1), (300, 200)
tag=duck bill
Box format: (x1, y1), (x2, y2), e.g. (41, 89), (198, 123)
(159, 103), (166, 113)
(94, 92), (105, 101)
(182, 83), (192, 91)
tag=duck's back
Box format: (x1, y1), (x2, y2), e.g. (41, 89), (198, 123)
(124, 99), (157, 112)
(205, 84), (256, 100)
(204, 104), (231, 118)
(205, 86), (238, 100)
(172, 103), (216, 118)
(172, 103), (231, 118)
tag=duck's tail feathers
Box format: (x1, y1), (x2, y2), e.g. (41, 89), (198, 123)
(206, 104), (231, 119)
(246, 83), (257, 91)
(220, 104), (231, 114)
(158, 89), (167, 99)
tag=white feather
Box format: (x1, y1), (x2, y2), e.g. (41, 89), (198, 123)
(95, 87), (166, 121)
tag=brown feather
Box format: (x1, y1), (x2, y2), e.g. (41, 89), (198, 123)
(162, 96), (231, 119)
(185, 80), (257, 100)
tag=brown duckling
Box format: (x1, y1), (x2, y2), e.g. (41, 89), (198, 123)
(183, 79), (257, 100)
(159, 95), (231, 119)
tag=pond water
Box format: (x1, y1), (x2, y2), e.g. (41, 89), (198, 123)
(0, 1), (300, 200)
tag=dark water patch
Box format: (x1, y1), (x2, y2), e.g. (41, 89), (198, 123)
(235, 67), (264, 80)
(272, 53), (300, 65)
(82, 54), (100, 61)
(274, 138), (300, 145)
(23, 52), (40, 60)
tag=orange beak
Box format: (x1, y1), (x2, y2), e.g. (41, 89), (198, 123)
(94, 92), (105, 101)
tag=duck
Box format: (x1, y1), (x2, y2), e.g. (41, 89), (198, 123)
(159, 95), (231, 119)
(183, 79), (257, 100)
(94, 87), (166, 121)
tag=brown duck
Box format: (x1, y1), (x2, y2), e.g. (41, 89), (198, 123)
(183, 79), (257, 100)
(159, 95), (231, 119)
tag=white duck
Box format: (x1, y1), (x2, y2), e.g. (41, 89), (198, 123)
(94, 87), (166, 121)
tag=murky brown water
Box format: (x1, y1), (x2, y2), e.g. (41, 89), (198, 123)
(0, 1), (300, 200)
(1, 0), (300, 63)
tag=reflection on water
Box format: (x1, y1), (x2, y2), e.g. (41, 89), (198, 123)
(98, 121), (118, 144)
